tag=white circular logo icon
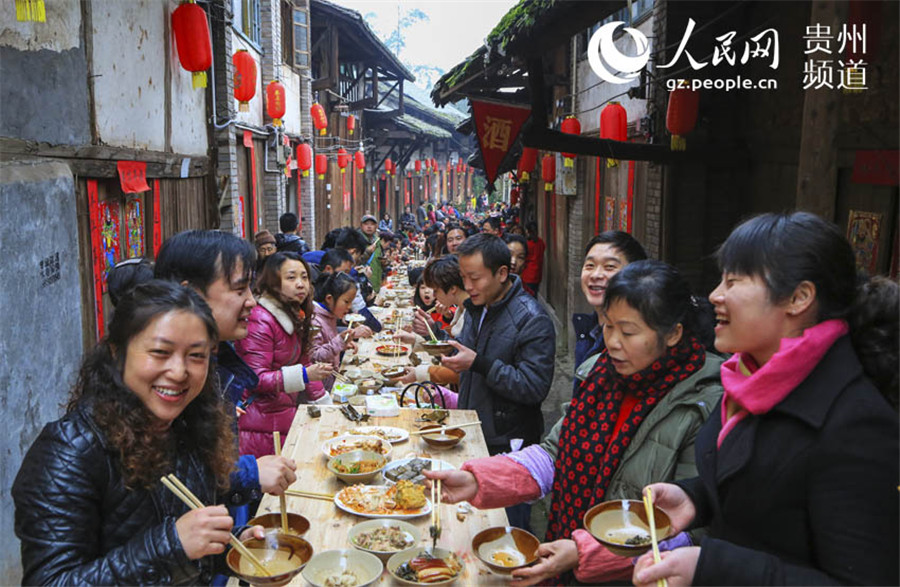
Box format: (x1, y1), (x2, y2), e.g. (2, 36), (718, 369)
(588, 21), (651, 84)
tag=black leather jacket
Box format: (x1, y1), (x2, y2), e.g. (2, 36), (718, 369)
(456, 275), (556, 453)
(13, 402), (223, 585)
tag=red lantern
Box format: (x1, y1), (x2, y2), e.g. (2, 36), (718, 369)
(666, 89), (699, 151)
(311, 102), (328, 135)
(385, 157), (393, 176)
(172, 1), (211, 89)
(560, 116), (581, 167)
(431, 158), (437, 173)
(347, 114), (356, 136)
(297, 143), (312, 177)
(600, 102), (627, 166)
(517, 147), (538, 182)
(315, 153), (327, 179)
(337, 148), (349, 174)
(232, 50), (257, 112)
(541, 155), (556, 191)
(354, 150), (366, 173)
(266, 80), (286, 127)
(415, 159), (422, 174)
(510, 187), (520, 206)
(456, 161), (463, 173)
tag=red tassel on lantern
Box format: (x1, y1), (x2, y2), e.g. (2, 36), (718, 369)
(517, 147), (538, 182)
(560, 116), (581, 168)
(347, 114), (356, 136)
(297, 143), (312, 177)
(666, 89), (699, 151)
(355, 150), (366, 173)
(311, 102), (328, 135)
(266, 80), (286, 127)
(337, 148), (349, 174)
(232, 50), (257, 112)
(542, 155), (556, 191)
(315, 154), (327, 179)
(172, 1), (212, 89)
(600, 102), (627, 167)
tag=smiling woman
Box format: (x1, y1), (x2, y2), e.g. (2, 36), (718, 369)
(12, 280), (247, 585)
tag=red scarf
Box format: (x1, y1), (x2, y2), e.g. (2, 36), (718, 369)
(547, 337), (707, 541)
(717, 319), (848, 448)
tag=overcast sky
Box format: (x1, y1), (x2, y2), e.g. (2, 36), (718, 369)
(329, 0), (519, 90)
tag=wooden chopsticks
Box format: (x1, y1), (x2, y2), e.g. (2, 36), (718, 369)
(273, 431), (288, 535)
(285, 489), (335, 501)
(331, 370), (351, 384)
(160, 474), (271, 577)
(410, 421), (482, 435)
(643, 487), (668, 587)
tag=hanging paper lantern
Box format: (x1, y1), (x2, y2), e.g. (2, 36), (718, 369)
(666, 89), (699, 151)
(355, 150), (366, 173)
(446, 161), (452, 172)
(297, 143), (312, 177)
(456, 161), (463, 173)
(337, 148), (349, 174)
(385, 157), (393, 176)
(560, 116), (581, 167)
(415, 160), (422, 175)
(600, 102), (628, 166)
(510, 187), (520, 206)
(347, 114), (356, 136)
(542, 155), (556, 191)
(311, 102), (328, 135)
(517, 147), (538, 182)
(172, 1), (212, 89)
(266, 80), (286, 127)
(315, 154), (327, 179)
(232, 50), (257, 112)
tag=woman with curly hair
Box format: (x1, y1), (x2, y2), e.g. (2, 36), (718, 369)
(13, 280), (262, 585)
(235, 252), (332, 458)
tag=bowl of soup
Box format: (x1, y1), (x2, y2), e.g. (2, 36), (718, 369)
(583, 499), (671, 557)
(247, 513), (310, 537)
(471, 526), (540, 574)
(226, 533), (313, 586)
(327, 449), (388, 484)
(418, 424), (465, 449)
(422, 341), (453, 356)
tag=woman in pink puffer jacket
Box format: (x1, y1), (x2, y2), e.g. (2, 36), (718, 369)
(235, 253), (331, 458)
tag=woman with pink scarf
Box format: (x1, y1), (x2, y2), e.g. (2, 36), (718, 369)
(635, 212), (898, 586)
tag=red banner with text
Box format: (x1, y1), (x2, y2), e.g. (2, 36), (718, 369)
(471, 99), (531, 185)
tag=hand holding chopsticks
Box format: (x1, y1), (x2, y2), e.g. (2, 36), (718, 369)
(160, 474), (271, 576)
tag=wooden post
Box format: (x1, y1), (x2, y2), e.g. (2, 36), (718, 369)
(795, 0), (846, 220)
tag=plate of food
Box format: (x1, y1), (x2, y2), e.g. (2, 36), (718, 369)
(348, 519), (421, 561)
(334, 481), (432, 519)
(322, 435), (392, 458)
(382, 457), (455, 486)
(345, 313), (366, 325)
(351, 425), (409, 444)
(375, 344), (409, 357)
(387, 547), (464, 585)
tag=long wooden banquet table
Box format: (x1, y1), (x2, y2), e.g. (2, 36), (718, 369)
(236, 298), (512, 585)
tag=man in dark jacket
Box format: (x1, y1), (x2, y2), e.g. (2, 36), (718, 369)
(442, 234), (555, 528)
(275, 212), (309, 254)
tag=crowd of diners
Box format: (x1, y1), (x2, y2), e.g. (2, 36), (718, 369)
(13, 201), (899, 585)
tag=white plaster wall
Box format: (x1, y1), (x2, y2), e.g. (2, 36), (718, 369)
(577, 16), (654, 133)
(232, 33), (264, 128)
(0, 0), (80, 52)
(279, 64), (303, 136)
(91, 0), (165, 150)
(169, 0), (207, 155)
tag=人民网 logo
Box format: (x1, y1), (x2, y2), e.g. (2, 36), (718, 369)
(587, 21), (651, 85)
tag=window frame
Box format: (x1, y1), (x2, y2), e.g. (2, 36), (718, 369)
(233, 0), (262, 49)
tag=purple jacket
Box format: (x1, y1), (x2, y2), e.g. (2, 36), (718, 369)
(235, 295), (324, 458)
(310, 302), (346, 391)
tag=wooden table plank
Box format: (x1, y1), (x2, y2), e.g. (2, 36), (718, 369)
(238, 406), (511, 585)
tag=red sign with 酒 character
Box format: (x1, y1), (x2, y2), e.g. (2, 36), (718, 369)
(471, 99), (532, 185)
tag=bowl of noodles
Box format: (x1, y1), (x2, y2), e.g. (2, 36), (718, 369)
(327, 450), (388, 484)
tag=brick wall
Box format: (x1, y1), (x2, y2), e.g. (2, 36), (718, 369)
(211, 0), (240, 235)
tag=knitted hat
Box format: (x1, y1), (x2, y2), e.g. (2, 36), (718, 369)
(254, 230), (276, 247)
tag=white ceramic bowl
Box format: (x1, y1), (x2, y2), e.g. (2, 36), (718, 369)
(301, 549), (383, 587)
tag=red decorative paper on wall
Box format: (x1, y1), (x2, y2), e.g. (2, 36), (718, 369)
(847, 210), (882, 275)
(604, 197), (617, 231)
(152, 180), (162, 256)
(87, 180), (105, 339)
(471, 99), (532, 185)
(618, 199), (629, 232)
(236, 195), (246, 239)
(100, 200), (121, 284)
(852, 150), (899, 185)
(245, 131), (259, 232)
(125, 197), (145, 258)
(117, 160), (150, 193)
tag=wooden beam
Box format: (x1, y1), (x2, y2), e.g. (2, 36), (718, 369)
(347, 96), (376, 110)
(375, 80), (400, 109)
(398, 79), (404, 115)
